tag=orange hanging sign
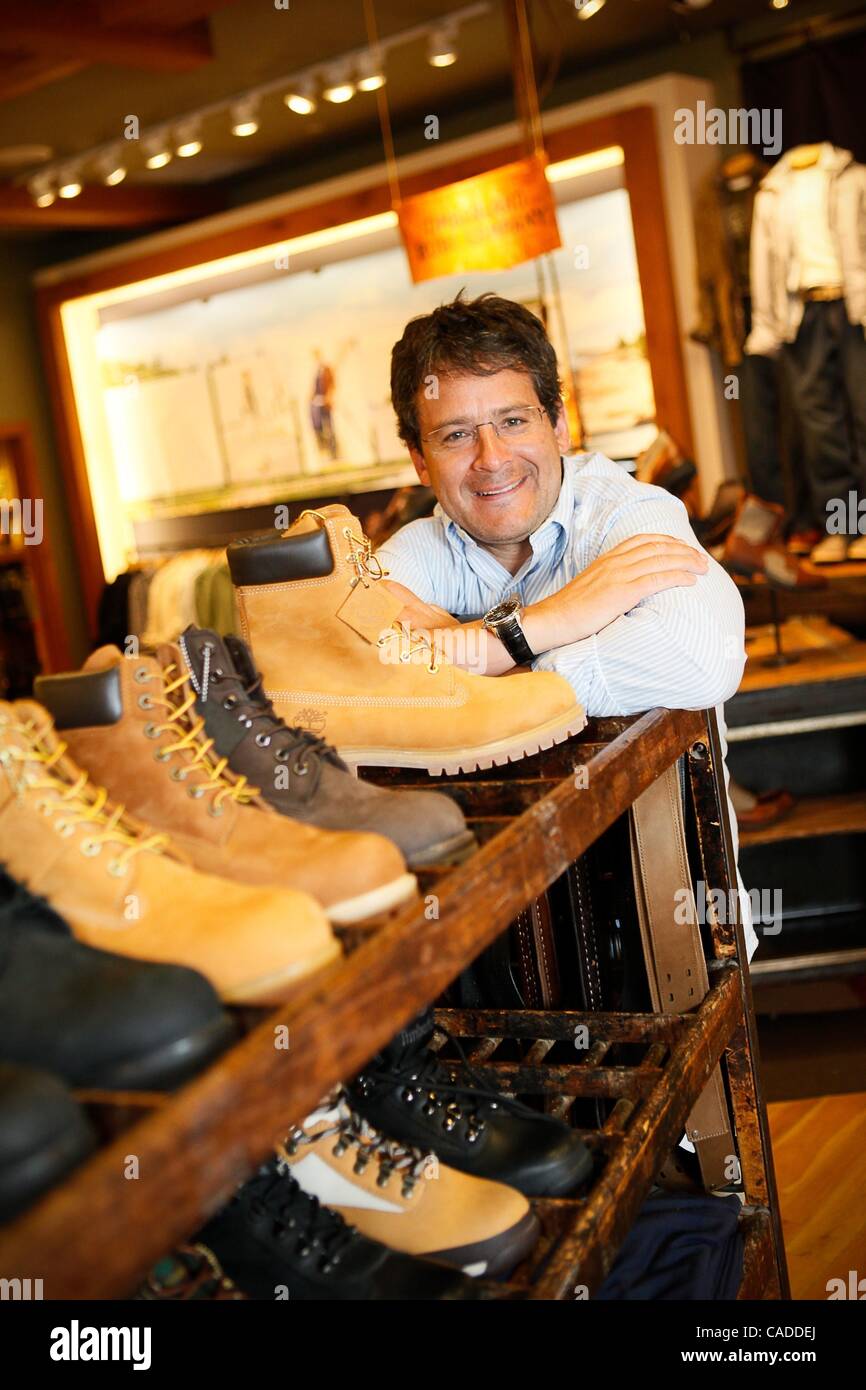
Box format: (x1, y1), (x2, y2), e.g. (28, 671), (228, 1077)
(398, 154), (561, 283)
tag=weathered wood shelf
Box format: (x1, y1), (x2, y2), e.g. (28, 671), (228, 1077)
(0, 707), (789, 1301)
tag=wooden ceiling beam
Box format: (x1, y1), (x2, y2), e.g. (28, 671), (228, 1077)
(0, 13), (213, 72)
(95, 0), (241, 25)
(0, 55), (84, 101)
(0, 183), (224, 230)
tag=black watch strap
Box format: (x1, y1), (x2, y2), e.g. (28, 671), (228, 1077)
(493, 612), (535, 665)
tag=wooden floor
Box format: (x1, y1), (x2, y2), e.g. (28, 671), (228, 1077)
(768, 1092), (866, 1300)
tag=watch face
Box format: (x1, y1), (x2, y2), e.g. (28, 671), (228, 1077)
(486, 596), (520, 624)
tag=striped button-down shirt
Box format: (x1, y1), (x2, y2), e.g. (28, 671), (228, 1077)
(377, 450), (758, 957)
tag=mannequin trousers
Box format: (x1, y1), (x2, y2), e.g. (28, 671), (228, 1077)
(782, 300), (866, 528)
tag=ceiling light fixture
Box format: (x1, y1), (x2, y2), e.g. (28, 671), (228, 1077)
(284, 77), (317, 115)
(428, 24), (458, 66)
(57, 167), (82, 198)
(770, 0), (789, 8)
(322, 63), (355, 103)
(143, 134), (172, 169)
(97, 153), (127, 186)
(28, 174), (56, 208)
(575, 0), (606, 18)
(356, 52), (386, 91)
(230, 98), (259, 137)
(175, 120), (203, 157)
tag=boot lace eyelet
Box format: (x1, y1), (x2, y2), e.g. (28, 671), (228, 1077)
(138, 694), (153, 711)
(107, 859), (129, 878)
(143, 722), (160, 739)
(154, 749), (172, 763)
(169, 767), (188, 782)
(223, 695), (239, 710)
(208, 802), (225, 818)
(133, 667), (151, 684)
(80, 839), (102, 857)
(55, 821), (75, 838)
(255, 733), (271, 748)
(292, 760), (309, 777)
(188, 786), (206, 800)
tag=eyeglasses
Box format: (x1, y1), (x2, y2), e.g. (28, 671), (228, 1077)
(422, 405), (550, 457)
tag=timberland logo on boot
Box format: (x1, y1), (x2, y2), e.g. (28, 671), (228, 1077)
(826, 1270), (866, 1299)
(49, 1321), (152, 1369)
(0, 1276), (43, 1299)
(293, 707), (327, 735)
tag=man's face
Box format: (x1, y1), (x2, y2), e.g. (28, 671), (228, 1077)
(408, 368), (570, 549)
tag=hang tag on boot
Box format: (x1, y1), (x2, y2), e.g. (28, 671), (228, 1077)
(337, 579), (405, 645)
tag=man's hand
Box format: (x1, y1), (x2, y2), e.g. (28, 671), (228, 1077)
(524, 534), (709, 653)
(381, 580), (459, 631)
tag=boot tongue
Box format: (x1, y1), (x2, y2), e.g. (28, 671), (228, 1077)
(83, 644), (124, 673)
(378, 1009), (436, 1066)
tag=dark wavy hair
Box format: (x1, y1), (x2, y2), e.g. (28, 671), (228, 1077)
(390, 291), (562, 452)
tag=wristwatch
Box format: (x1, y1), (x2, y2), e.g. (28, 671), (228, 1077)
(482, 595), (535, 664)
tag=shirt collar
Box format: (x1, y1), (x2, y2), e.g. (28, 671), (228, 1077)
(437, 457), (574, 569)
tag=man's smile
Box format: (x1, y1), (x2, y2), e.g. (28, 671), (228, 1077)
(470, 475), (530, 501)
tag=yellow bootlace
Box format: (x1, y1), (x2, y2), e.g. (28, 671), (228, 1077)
(143, 664), (258, 812)
(0, 715), (168, 873)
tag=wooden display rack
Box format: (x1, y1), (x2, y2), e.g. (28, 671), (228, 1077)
(0, 707), (789, 1300)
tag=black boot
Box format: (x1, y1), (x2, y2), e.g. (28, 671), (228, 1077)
(0, 1062), (95, 1223)
(348, 1011), (594, 1197)
(197, 1160), (482, 1301)
(0, 867), (235, 1090)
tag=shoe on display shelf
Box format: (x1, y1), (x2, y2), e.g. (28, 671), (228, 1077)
(35, 648), (416, 927)
(0, 1061), (96, 1225)
(226, 504), (585, 774)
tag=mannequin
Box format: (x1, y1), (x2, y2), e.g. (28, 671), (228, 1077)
(746, 143), (866, 562)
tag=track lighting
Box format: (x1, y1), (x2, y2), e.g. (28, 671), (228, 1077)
(428, 24), (458, 66)
(576, 0), (606, 17)
(356, 52), (386, 92)
(143, 134), (172, 169)
(57, 167), (82, 198)
(230, 97), (259, 137)
(284, 77), (317, 115)
(97, 152), (126, 186)
(322, 62), (355, 103)
(175, 120), (203, 158)
(28, 174), (56, 208)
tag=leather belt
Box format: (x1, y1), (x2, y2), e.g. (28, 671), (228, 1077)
(801, 285), (843, 302)
(629, 760), (735, 1189)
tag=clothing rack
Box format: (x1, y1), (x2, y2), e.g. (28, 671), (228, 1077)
(0, 706), (789, 1300)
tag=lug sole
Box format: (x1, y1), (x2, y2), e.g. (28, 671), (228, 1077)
(339, 710), (586, 776)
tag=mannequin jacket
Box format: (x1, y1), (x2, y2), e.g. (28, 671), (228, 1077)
(745, 143), (866, 358)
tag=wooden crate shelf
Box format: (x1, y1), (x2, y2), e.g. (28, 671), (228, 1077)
(0, 707), (789, 1301)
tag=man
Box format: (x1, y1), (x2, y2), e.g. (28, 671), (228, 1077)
(377, 291), (757, 957)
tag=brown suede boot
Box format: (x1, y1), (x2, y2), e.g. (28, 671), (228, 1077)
(34, 648), (416, 926)
(227, 505), (585, 773)
(0, 701), (339, 1004)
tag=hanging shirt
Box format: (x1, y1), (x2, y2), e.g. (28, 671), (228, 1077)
(791, 165), (843, 290)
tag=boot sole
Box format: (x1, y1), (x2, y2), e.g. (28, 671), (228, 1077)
(407, 830), (477, 870)
(225, 936), (343, 1004)
(79, 1013), (237, 1092)
(339, 709), (586, 776)
(428, 1207), (540, 1280)
(327, 872), (418, 926)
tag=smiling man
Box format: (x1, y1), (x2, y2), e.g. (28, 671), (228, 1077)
(377, 291), (757, 956)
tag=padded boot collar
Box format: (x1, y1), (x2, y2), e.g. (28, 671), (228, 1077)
(34, 666), (123, 731)
(227, 525), (335, 587)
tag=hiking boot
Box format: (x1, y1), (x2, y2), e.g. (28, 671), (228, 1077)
(177, 626), (475, 869)
(349, 1010), (593, 1197)
(35, 647), (416, 925)
(0, 700), (339, 1005)
(0, 867), (234, 1091)
(278, 1090), (537, 1278)
(227, 505), (585, 773)
(197, 1162), (482, 1300)
(0, 1062), (96, 1224)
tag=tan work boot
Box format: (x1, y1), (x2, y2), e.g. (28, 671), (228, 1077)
(278, 1091), (538, 1279)
(227, 505), (585, 773)
(0, 701), (339, 1004)
(35, 648), (415, 926)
